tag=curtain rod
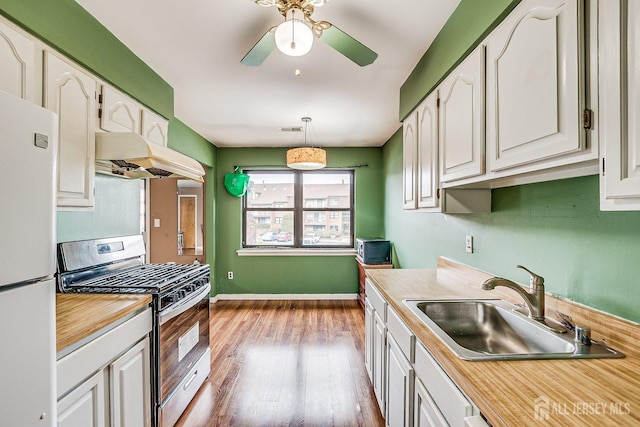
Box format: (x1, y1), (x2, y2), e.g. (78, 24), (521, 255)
(233, 164), (368, 169)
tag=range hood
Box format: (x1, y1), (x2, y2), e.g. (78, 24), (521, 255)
(95, 132), (205, 182)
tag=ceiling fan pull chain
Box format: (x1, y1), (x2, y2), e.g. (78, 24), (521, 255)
(290, 9), (297, 50)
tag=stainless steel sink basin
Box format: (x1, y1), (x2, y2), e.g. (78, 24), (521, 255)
(404, 299), (624, 361)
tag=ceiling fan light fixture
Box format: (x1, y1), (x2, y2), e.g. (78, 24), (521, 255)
(274, 9), (313, 57)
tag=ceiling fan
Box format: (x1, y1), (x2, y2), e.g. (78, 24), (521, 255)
(241, 0), (378, 67)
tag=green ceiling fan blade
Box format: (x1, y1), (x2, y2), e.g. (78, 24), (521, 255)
(320, 24), (378, 67)
(241, 28), (276, 66)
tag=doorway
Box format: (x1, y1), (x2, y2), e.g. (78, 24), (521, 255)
(178, 195), (197, 254)
(148, 178), (205, 264)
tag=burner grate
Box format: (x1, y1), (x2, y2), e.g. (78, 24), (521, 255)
(64, 263), (209, 294)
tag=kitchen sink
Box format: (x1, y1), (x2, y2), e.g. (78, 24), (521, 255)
(404, 299), (624, 361)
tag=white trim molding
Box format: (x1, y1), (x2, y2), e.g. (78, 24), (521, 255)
(210, 293), (358, 303)
(237, 248), (357, 257)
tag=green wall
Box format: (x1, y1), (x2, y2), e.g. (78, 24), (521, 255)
(383, 132), (640, 322)
(168, 118), (217, 168)
(387, 0), (640, 322)
(57, 174), (140, 242)
(215, 147), (383, 295)
(399, 0), (520, 119)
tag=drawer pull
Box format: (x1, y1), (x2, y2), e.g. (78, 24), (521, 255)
(183, 371), (198, 390)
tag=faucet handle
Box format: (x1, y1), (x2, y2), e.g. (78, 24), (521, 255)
(516, 265), (544, 286)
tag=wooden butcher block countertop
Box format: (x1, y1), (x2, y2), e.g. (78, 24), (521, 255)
(56, 294), (152, 354)
(366, 258), (640, 427)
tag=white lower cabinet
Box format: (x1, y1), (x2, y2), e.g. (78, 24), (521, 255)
(109, 339), (151, 427)
(57, 308), (152, 427)
(365, 297), (375, 381)
(386, 334), (414, 427)
(366, 279), (388, 416)
(414, 376), (447, 427)
(373, 310), (387, 415)
(414, 342), (476, 427)
(57, 370), (107, 427)
(365, 281), (488, 427)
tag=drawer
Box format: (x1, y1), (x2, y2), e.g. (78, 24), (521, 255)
(365, 278), (387, 321)
(386, 305), (415, 362)
(415, 341), (473, 427)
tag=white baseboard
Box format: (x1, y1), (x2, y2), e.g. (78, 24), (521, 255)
(210, 293), (358, 303)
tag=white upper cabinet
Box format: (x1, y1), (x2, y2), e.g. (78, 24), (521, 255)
(44, 52), (97, 210)
(0, 19), (39, 104)
(402, 111), (418, 209)
(416, 91), (439, 209)
(99, 85), (140, 133)
(439, 45), (485, 183)
(599, 0), (640, 210)
(486, 0), (584, 172)
(141, 108), (169, 146)
(100, 84), (169, 147)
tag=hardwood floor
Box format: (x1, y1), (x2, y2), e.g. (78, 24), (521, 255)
(175, 300), (385, 427)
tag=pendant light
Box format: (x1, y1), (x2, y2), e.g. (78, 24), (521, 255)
(274, 8), (314, 57)
(286, 117), (326, 170)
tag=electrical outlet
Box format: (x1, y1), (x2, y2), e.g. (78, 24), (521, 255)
(465, 235), (473, 253)
(227, 271), (234, 280)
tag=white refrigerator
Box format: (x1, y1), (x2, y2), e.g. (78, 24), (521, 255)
(0, 90), (58, 426)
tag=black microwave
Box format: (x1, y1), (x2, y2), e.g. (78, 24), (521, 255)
(356, 238), (391, 264)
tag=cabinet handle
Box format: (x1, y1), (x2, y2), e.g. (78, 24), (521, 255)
(183, 371), (198, 390)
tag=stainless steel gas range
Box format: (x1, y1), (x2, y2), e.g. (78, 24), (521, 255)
(57, 235), (211, 427)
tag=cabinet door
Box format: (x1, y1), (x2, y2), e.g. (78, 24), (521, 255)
(100, 85), (140, 133)
(372, 310), (387, 415)
(415, 342), (473, 427)
(44, 52), (96, 209)
(57, 370), (107, 427)
(403, 110), (418, 209)
(110, 337), (151, 427)
(417, 91), (439, 208)
(386, 334), (414, 427)
(486, 0), (583, 172)
(439, 45), (485, 183)
(414, 377), (447, 427)
(141, 108), (169, 146)
(600, 0), (640, 209)
(364, 298), (374, 382)
(0, 18), (38, 104)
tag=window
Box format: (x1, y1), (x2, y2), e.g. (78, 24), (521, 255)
(243, 170), (354, 248)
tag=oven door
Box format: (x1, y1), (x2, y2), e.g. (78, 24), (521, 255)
(158, 283), (211, 405)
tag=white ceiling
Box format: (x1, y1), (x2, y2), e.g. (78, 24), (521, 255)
(74, 0), (460, 148)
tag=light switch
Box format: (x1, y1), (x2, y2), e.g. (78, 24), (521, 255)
(154, 218), (161, 228)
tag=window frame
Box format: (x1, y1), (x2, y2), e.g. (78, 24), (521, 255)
(242, 169), (355, 249)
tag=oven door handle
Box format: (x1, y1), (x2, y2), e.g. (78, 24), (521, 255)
(159, 282), (211, 325)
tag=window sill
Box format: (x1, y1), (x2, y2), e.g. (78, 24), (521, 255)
(237, 248), (357, 257)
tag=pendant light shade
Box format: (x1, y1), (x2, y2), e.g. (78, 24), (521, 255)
(286, 147), (326, 170)
(274, 8), (314, 57)
(286, 117), (326, 170)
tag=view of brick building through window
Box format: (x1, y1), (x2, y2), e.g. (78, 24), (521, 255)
(243, 171), (353, 247)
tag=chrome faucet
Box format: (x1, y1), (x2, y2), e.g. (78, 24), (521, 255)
(481, 265), (545, 321)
